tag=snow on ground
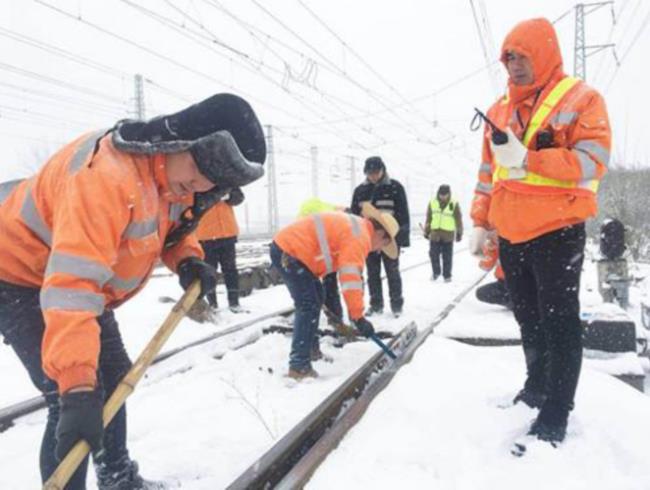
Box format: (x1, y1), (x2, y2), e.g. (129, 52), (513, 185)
(2, 237), (650, 488)
(309, 338), (650, 490)
(0, 238), (442, 488)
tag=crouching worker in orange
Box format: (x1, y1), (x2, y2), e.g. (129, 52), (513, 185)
(270, 203), (398, 379)
(0, 93), (265, 489)
(475, 233), (512, 310)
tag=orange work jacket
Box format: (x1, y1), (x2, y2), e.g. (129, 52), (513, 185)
(274, 212), (372, 320)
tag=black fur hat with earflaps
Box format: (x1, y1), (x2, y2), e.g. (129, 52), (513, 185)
(112, 93), (266, 188)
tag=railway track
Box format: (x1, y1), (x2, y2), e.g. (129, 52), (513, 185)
(0, 258), (434, 433)
(227, 271), (487, 489)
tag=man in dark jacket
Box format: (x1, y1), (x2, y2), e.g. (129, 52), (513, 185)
(424, 184), (463, 282)
(350, 156), (410, 317)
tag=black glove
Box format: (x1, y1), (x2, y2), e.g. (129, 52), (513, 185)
(178, 257), (218, 299)
(56, 390), (104, 461)
(456, 233), (463, 243)
(353, 317), (375, 338)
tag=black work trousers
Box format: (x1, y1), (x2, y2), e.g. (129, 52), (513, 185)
(0, 280), (132, 489)
(366, 250), (403, 312)
(499, 223), (586, 422)
(202, 238), (239, 308)
(429, 240), (453, 279)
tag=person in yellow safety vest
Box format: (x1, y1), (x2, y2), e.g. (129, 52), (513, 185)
(297, 198), (347, 330)
(424, 184), (463, 282)
(469, 18), (610, 446)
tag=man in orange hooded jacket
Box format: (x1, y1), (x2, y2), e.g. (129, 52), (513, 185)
(271, 203), (398, 379)
(0, 94), (265, 488)
(469, 18), (610, 445)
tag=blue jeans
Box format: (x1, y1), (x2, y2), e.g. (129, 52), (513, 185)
(0, 280), (132, 489)
(270, 242), (323, 371)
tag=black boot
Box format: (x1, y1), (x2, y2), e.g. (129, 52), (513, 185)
(97, 459), (167, 490)
(512, 388), (546, 409)
(528, 402), (569, 445)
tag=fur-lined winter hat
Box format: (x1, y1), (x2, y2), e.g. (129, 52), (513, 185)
(112, 93), (266, 188)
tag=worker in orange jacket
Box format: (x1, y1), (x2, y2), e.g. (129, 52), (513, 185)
(271, 203), (398, 379)
(0, 94), (265, 489)
(196, 187), (245, 313)
(469, 18), (610, 445)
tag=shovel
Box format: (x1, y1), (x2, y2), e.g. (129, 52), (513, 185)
(322, 305), (397, 360)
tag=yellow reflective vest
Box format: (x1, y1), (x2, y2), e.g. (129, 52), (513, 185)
(493, 76), (599, 194)
(429, 199), (456, 232)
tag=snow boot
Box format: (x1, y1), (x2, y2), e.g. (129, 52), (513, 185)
(527, 418), (566, 447)
(512, 389), (546, 409)
(287, 367), (319, 380)
(528, 402), (569, 446)
(97, 460), (167, 490)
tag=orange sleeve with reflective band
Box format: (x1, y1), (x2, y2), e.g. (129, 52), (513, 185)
(525, 90), (610, 183)
(470, 125), (494, 228)
(42, 153), (132, 393)
(338, 238), (368, 321)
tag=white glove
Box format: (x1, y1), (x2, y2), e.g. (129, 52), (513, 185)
(469, 227), (489, 258)
(490, 128), (527, 169)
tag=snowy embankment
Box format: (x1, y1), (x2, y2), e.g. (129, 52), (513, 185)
(2, 238), (650, 488)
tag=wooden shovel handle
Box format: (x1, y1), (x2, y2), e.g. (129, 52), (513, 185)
(43, 281), (201, 490)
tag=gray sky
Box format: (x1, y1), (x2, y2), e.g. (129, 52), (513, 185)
(0, 0), (647, 230)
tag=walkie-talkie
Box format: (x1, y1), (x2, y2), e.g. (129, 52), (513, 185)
(471, 108), (508, 145)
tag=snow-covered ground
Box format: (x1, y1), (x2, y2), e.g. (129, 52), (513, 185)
(309, 338), (650, 490)
(2, 238), (650, 488)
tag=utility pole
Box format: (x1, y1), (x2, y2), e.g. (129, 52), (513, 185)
(574, 2), (616, 81)
(348, 156), (356, 196)
(265, 125), (279, 234)
(133, 74), (146, 120)
(310, 146), (319, 198)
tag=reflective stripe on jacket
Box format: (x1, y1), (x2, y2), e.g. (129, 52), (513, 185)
(429, 199), (457, 232)
(0, 131), (203, 392)
(274, 212), (372, 320)
(492, 76), (600, 194)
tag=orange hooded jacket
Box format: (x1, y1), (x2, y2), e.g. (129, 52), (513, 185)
(470, 18), (611, 243)
(0, 131), (203, 393)
(274, 212), (372, 321)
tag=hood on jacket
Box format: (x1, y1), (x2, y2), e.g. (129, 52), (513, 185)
(500, 18), (564, 102)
